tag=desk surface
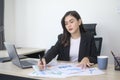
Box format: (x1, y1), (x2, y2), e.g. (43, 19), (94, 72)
(0, 48), (45, 57)
(0, 60), (120, 80)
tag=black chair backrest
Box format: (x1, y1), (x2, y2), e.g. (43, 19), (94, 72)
(83, 23), (97, 36)
(94, 37), (103, 56)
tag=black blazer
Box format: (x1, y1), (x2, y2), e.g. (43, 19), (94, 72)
(44, 32), (97, 64)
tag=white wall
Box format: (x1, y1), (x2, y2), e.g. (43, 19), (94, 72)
(4, 0), (16, 43)
(5, 0), (120, 63)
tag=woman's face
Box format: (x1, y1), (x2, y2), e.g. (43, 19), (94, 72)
(64, 15), (81, 35)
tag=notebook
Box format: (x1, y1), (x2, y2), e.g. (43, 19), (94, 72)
(4, 42), (37, 69)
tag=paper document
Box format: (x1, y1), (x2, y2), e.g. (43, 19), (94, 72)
(28, 63), (104, 78)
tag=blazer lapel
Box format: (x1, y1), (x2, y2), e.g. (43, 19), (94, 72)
(78, 33), (87, 61)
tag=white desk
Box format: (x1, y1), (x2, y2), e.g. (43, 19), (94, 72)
(0, 61), (120, 80)
(0, 48), (45, 63)
(0, 48), (45, 57)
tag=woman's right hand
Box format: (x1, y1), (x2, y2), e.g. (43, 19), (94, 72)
(37, 58), (46, 70)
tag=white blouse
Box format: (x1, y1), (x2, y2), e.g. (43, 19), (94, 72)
(70, 37), (81, 62)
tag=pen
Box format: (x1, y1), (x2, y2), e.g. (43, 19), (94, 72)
(39, 54), (43, 65)
(111, 51), (120, 67)
(38, 54), (46, 70)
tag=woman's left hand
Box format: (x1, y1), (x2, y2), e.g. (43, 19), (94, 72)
(77, 57), (94, 69)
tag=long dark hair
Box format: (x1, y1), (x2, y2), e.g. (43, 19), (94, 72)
(61, 11), (86, 47)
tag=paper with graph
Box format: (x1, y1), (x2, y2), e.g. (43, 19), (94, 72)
(29, 63), (104, 78)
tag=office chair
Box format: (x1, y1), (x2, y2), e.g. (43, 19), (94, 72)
(83, 23), (97, 36)
(94, 37), (103, 56)
(83, 23), (103, 56)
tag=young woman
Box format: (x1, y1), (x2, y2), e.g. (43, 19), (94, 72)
(38, 11), (97, 70)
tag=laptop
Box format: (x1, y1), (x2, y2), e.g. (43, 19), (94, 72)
(4, 42), (37, 69)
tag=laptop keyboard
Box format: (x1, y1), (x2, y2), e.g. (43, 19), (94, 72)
(20, 60), (36, 66)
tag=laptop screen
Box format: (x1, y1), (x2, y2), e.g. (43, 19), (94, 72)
(4, 42), (22, 67)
